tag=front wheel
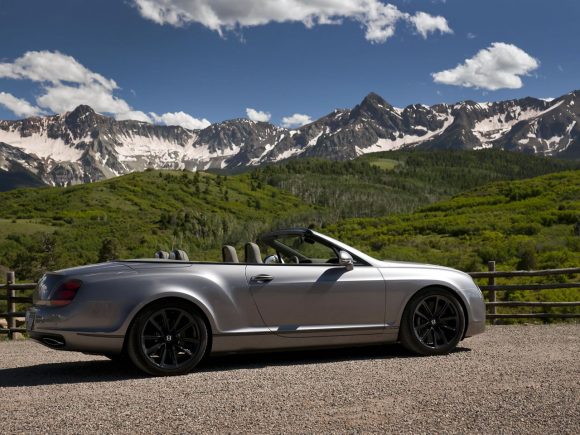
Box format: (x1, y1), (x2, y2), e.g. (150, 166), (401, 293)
(127, 301), (208, 376)
(399, 288), (465, 356)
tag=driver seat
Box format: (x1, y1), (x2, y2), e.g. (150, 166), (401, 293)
(244, 242), (263, 264)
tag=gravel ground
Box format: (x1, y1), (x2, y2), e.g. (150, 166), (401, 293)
(0, 325), (578, 434)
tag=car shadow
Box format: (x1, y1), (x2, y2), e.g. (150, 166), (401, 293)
(0, 344), (471, 388)
(202, 344), (470, 372)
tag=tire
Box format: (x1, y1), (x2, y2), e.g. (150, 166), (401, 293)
(127, 300), (208, 376)
(399, 288), (465, 356)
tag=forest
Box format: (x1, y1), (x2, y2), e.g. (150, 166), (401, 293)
(0, 150), (577, 284)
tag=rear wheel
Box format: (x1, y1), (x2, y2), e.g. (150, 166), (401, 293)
(127, 301), (208, 376)
(400, 288), (465, 356)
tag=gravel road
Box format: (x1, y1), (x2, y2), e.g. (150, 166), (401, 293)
(1, 324), (578, 434)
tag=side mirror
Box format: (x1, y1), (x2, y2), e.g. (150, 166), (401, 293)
(338, 250), (354, 271)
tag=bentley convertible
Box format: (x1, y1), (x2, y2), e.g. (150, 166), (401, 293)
(26, 228), (485, 376)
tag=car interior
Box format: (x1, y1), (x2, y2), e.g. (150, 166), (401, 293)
(152, 234), (359, 265)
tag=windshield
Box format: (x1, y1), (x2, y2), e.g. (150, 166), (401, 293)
(261, 234), (339, 264)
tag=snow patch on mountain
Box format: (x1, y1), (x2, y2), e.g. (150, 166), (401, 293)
(0, 127), (85, 161)
(361, 113), (455, 154)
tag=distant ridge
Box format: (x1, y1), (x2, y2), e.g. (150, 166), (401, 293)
(0, 90), (578, 188)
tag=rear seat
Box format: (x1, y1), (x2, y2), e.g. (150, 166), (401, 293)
(222, 245), (239, 263)
(173, 249), (189, 261)
(154, 250), (189, 261)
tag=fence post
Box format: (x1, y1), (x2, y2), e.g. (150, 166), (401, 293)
(6, 271), (16, 340)
(487, 261), (496, 325)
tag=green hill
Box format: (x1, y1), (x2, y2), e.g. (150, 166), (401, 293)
(0, 150), (577, 285)
(321, 170), (580, 319)
(0, 170), (325, 280)
(255, 149), (579, 219)
(324, 170), (580, 272)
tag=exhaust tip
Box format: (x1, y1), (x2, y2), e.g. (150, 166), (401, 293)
(41, 336), (65, 348)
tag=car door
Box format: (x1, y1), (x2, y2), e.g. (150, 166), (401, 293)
(246, 264), (386, 337)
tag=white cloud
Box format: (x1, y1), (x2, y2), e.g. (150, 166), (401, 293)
(0, 50), (211, 128)
(0, 51), (128, 114)
(36, 83), (132, 114)
(0, 50), (116, 90)
(150, 111), (211, 129)
(281, 113), (313, 128)
(0, 92), (43, 118)
(408, 12), (452, 39)
(467, 32), (476, 39)
(115, 110), (153, 123)
(432, 42), (539, 91)
(132, 0), (452, 43)
(246, 107), (271, 122)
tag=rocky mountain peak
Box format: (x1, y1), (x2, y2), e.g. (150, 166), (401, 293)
(358, 92), (392, 110)
(0, 90), (578, 189)
(63, 105), (101, 140)
(66, 105), (97, 121)
(349, 92), (398, 126)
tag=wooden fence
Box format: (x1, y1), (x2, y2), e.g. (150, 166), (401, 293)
(469, 261), (580, 320)
(0, 272), (35, 339)
(1, 263), (579, 339)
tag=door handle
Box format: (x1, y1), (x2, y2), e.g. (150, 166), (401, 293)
(251, 274), (273, 282)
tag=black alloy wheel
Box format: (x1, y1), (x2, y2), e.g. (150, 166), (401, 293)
(128, 301), (208, 376)
(400, 288), (465, 356)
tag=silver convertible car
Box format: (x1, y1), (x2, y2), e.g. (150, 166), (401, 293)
(27, 228), (485, 376)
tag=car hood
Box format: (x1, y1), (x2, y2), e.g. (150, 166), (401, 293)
(378, 259), (468, 275)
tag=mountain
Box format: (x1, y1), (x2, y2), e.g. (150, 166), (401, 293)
(1, 91), (579, 188)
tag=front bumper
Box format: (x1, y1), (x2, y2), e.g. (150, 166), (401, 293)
(464, 319), (485, 337)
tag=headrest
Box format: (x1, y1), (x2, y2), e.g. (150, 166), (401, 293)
(222, 245), (239, 263)
(244, 242), (263, 264)
(173, 249), (189, 261)
(154, 251), (169, 259)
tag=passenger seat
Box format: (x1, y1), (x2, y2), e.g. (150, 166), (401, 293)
(244, 242), (263, 264)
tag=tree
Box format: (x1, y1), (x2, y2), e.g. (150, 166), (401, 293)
(98, 238), (121, 262)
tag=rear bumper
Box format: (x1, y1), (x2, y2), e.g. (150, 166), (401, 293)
(26, 307), (125, 354)
(28, 329), (124, 353)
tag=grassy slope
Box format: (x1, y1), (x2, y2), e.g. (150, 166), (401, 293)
(0, 151), (577, 285)
(323, 170), (580, 317)
(323, 170), (580, 270)
(0, 170), (324, 279)
(0, 164), (578, 319)
(257, 150), (579, 219)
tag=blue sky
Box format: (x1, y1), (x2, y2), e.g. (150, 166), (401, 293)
(0, 0), (578, 128)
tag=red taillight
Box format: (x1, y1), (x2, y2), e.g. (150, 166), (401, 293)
(50, 279), (82, 306)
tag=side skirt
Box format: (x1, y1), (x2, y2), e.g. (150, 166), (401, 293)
(211, 327), (399, 354)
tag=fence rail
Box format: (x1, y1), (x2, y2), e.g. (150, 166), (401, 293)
(468, 261), (580, 322)
(1, 263), (579, 339)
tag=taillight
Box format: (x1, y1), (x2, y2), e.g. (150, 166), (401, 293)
(50, 279), (82, 306)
